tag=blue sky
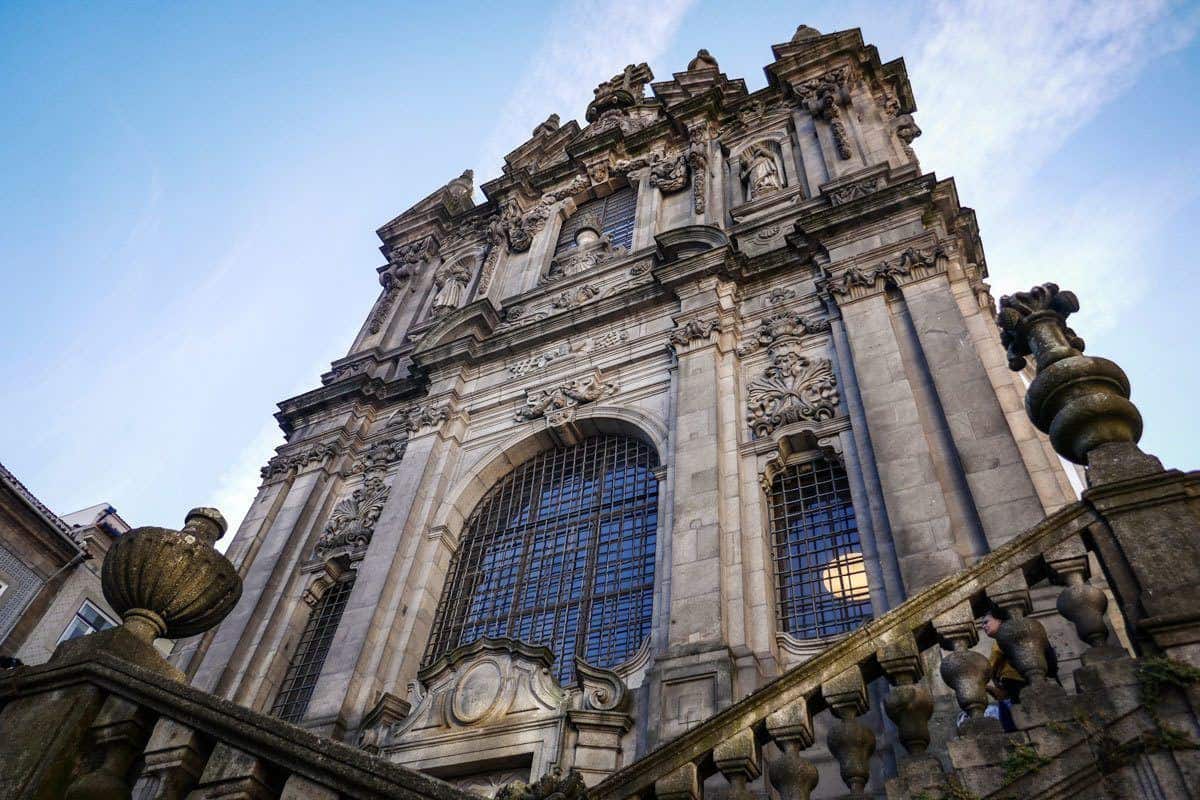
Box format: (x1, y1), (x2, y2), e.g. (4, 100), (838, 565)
(2, 1), (1198, 539)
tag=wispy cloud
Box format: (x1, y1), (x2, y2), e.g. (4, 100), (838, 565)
(912, 0), (1199, 211)
(477, 0), (696, 182)
(908, 0), (1200, 327)
(207, 419), (283, 551)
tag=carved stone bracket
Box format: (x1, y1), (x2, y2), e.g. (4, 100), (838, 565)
(261, 441), (342, 482)
(796, 67), (853, 160)
(574, 657), (630, 713)
(737, 310), (830, 356)
(404, 402), (452, 436)
(314, 475), (390, 561)
(370, 235), (439, 334)
(667, 317), (721, 354)
(821, 243), (947, 302)
(516, 369), (618, 426)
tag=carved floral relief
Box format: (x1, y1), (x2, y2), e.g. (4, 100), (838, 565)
(516, 369), (618, 426)
(315, 475), (390, 559)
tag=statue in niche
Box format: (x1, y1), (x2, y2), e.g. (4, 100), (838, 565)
(430, 259), (472, 317)
(741, 142), (783, 200)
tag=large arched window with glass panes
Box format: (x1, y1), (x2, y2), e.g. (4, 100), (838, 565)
(769, 456), (872, 639)
(424, 435), (658, 683)
(554, 185), (637, 255)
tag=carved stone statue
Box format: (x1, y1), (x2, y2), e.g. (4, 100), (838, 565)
(687, 49), (719, 72)
(431, 260), (472, 317)
(741, 142), (782, 199)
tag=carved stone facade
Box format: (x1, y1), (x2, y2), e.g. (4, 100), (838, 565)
(176, 24), (1081, 799)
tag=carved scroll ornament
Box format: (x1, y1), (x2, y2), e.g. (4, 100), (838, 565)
(797, 67), (853, 160)
(746, 347), (839, 438)
(516, 369), (618, 426)
(315, 475), (390, 559)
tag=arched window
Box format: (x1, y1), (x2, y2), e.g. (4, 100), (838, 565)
(554, 185), (637, 254)
(271, 572), (356, 722)
(425, 435), (658, 683)
(769, 457), (872, 639)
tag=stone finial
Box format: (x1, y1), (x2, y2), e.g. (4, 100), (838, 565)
(792, 24), (822, 42)
(996, 283), (1142, 465)
(687, 49), (719, 72)
(533, 113), (560, 138)
(101, 508), (242, 643)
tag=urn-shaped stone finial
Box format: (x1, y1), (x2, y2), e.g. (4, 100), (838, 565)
(996, 283), (1142, 464)
(101, 507), (242, 643)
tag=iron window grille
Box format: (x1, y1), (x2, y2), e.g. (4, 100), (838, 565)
(554, 186), (637, 254)
(271, 572), (356, 723)
(424, 435), (659, 684)
(769, 457), (873, 639)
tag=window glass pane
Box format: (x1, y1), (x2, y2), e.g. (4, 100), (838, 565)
(58, 600), (116, 643)
(271, 573), (356, 723)
(554, 186), (638, 254)
(425, 435), (658, 684)
(770, 458), (872, 639)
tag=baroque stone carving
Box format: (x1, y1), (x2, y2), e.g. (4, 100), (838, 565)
(575, 658), (630, 712)
(315, 476), (390, 559)
(768, 287), (797, 306)
(368, 236), (437, 334)
(648, 151), (690, 193)
(507, 330), (628, 377)
(261, 441), (341, 481)
(741, 141), (783, 199)
(827, 176), (879, 206)
(894, 114), (922, 162)
(797, 67), (853, 160)
(404, 402), (451, 434)
(550, 284), (600, 310)
(516, 369), (618, 426)
(745, 345), (839, 437)
(737, 311), (831, 356)
(346, 421), (407, 476)
(547, 233), (623, 282)
(496, 767), (586, 800)
(823, 244), (947, 298)
(430, 258), (473, 317)
(668, 318), (721, 349)
(687, 123), (710, 214)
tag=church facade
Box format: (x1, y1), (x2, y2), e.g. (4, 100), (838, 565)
(173, 25), (1079, 794)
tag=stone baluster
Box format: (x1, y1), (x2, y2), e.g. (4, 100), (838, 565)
(713, 728), (759, 800)
(878, 634), (933, 756)
(934, 602), (999, 736)
(989, 571), (1063, 702)
(654, 763), (700, 800)
(765, 699), (819, 800)
(184, 742), (275, 799)
(821, 666), (876, 796)
(132, 718), (209, 800)
(1046, 537), (1125, 665)
(64, 695), (155, 800)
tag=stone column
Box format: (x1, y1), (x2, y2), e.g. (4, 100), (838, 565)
(301, 397), (464, 734)
(832, 290), (964, 591)
(193, 460), (335, 697)
(899, 270), (1045, 546)
(647, 277), (743, 744)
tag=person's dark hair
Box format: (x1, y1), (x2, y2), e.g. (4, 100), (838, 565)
(982, 603), (1010, 622)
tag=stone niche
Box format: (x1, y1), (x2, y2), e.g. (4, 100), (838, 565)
(380, 637), (634, 793)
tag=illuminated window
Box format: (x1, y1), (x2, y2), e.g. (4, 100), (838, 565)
(425, 435), (658, 683)
(271, 573), (356, 723)
(769, 457), (872, 638)
(554, 186), (637, 254)
(58, 599), (117, 643)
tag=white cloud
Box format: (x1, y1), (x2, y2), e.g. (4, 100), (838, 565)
(912, 0), (1199, 211)
(477, 0), (696, 182)
(207, 419), (283, 552)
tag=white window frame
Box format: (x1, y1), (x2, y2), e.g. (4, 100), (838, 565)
(57, 599), (118, 644)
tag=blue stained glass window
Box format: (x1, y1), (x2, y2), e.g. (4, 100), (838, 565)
(424, 435), (658, 683)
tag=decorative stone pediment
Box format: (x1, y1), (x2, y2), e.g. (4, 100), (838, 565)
(393, 638), (566, 738)
(516, 369), (618, 426)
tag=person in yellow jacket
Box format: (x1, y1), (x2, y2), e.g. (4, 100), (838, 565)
(978, 606), (1060, 731)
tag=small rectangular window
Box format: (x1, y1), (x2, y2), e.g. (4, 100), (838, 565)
(58, 599), (117, 643)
